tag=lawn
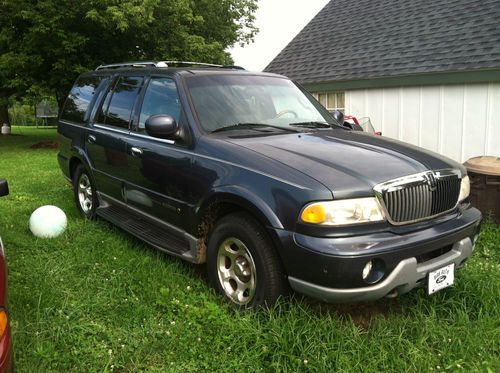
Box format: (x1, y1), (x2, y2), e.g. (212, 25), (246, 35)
(0, 126), (498, 372)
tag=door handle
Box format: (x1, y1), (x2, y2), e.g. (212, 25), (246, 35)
(88, 135), (96, 144)
(131, 147), (143, 157)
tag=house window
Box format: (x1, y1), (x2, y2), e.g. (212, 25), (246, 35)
(312, 91), (345, 112)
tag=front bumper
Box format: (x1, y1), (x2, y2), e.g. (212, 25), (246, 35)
(289, 237), (473, 302)
(273, 206), (482, 303)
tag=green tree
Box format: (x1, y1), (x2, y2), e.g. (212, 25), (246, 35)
(0, 0), (258, 125)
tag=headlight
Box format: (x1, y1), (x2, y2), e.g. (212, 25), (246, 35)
(300, 197), (385, 226)
(458, 175), (470, 202)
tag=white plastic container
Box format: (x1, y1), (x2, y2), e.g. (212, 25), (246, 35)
(1, 124), (10, 135)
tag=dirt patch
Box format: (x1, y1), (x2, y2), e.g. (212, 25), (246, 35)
(305, 297), (403, 329)
(30, 141), (58, 149)
(332, 299), (402, 329)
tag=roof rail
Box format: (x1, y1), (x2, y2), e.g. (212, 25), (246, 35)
(163, 61), (222, 68)
(95, 61), (167, 70)
(95, 60), (244, 71)
(164, 61), (245, 70)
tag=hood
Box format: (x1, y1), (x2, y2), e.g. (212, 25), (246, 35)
(225, 130), (464, 199)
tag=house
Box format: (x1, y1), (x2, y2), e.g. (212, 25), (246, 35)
(264, 0), (500, 162)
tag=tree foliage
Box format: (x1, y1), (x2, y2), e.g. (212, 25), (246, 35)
(0, 0), (258, 121)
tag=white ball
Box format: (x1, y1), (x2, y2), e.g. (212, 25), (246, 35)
(29, 205), (67, 238)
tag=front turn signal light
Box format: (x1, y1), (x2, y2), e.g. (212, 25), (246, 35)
(301, 203), (327, 224)
(300, 198), (385, 226)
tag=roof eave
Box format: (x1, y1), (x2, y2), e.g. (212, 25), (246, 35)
(301, 68), (500, 91)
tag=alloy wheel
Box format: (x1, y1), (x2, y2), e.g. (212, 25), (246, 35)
(216, 237), (257, 305)
(77, 173), (93, 214)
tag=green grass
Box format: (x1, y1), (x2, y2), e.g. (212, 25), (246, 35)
(0, 127), (499, 372)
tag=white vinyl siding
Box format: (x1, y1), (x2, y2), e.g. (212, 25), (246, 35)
(345, 83), (500, 162)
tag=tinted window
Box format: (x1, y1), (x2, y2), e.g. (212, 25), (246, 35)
(138, 78), (181, 130)
(99, 76), (143, 129)
(61, 76), (103, 123)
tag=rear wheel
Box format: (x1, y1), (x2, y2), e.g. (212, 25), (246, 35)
(73, 164), (98, 219)
(207, 212), (288, 308)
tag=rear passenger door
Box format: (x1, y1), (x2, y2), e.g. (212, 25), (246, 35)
(122, 76), (193, 229)
(86, 75), (144, 202)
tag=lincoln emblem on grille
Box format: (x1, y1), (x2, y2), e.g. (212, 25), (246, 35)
(423, 172), (438, 191)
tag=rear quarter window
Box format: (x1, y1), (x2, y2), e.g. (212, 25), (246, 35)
(61, 76), (103, 124)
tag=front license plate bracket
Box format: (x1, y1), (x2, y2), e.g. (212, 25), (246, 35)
(428, 263), (455, 295)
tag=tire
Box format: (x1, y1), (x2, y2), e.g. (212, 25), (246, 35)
(207, 212), (288, 309)
(73, 164), (98, 219)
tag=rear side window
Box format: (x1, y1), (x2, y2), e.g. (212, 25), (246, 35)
(98, 76), (143, 129)
(61, 76), (103, 124)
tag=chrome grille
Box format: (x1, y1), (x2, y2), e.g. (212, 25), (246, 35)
(374, 170), (461, 225)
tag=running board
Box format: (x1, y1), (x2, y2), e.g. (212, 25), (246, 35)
(96, 198), (200, 263)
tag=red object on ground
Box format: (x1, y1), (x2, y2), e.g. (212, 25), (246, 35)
(0, 240), (13, 373)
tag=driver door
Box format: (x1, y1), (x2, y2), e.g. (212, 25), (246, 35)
(121, 77), (193, 229)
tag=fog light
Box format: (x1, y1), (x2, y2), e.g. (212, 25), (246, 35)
(362, 261), (373, 280)
(362, 258), (386, 284)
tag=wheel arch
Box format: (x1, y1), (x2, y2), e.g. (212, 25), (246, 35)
(68, 146), (93, 181)
(196, 186), (283, 229)
(194, 186), (285, 264)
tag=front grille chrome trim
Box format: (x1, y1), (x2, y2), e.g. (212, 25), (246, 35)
(374, 169), (462, 226)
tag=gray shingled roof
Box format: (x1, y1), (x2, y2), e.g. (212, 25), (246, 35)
(264, 0), (500, 84)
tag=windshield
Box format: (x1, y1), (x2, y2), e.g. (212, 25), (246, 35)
(186, 75), (336, 132)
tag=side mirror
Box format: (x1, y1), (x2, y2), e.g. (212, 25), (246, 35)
(343, 122), (364, 131)
(145, 115), (178, 139)
(0, 179), (9, 197)
(331, 110), (345, 126)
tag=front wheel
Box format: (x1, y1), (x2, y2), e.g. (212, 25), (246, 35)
(73, 164), (98, 219)
(207, 212), (288, 308)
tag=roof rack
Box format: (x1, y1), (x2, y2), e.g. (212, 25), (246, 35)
(164, 61), (222, 68)
(95, 61), (166, 70)
(95, 60), (244, 71)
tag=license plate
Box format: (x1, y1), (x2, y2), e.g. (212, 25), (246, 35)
(428, 263), (455, 295)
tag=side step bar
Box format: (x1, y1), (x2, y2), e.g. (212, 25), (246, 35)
(96, 195), (201, 263)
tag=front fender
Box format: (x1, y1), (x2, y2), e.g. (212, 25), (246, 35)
(195, 185), (284, 230)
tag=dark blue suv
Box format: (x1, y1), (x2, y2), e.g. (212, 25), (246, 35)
(57, 61), (482, 307)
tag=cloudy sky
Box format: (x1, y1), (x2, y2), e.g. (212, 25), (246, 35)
(227, 0), (330, 71)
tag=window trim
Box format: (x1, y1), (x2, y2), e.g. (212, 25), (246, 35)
(96, 75), (145, 130)
(126, 74), (192, 147)
(60, 75), (105, 125)
(131, 75), (151, 131)
(85, 77), (112, 124)
(312, 91), (345, 112)
(133, 75), (183, 133)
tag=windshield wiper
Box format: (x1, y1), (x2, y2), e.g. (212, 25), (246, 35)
(211, 122), (300, 133)
(289, 121), (332, 128)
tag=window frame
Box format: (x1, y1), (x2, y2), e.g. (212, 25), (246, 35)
(60, 75), (105, 125)
(133, 75), (183, 133)
(312, 91), (345, 113)
(95, 74), (145, 130)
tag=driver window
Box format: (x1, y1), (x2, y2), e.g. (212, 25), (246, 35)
(138, 77), (181, 131)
